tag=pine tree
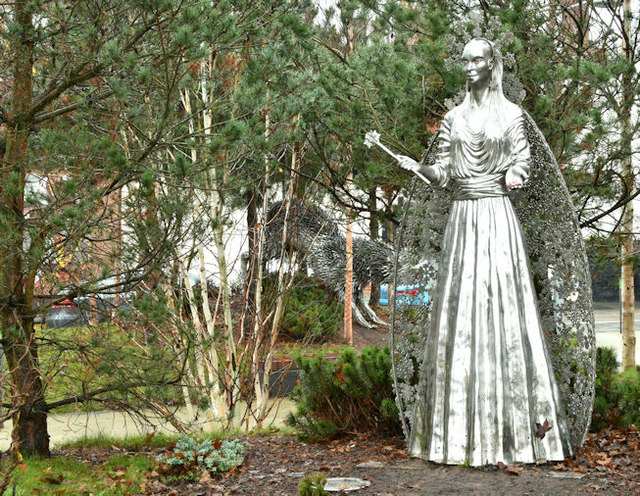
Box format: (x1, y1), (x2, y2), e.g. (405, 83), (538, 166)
(0, 0), (310, 457)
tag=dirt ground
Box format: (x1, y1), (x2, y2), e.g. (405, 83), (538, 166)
(132, 426), (639, 495)
(134, 315), (640, 495)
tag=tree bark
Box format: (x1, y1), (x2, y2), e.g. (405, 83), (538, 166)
(620, 0), (636, 370)
(1, 3), (51, 457)
(368, 187), (380, 308)
(344, 171), (353, 345)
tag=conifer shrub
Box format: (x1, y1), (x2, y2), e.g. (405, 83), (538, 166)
(298, 472), (328, 496)
(612, 368), (640, 427)
(264, 274), (342, 341)
(591, 346), (619, 432)
(591, 346), (640, 431)
(286, 346), (401, 440)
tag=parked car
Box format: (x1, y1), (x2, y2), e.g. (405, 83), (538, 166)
(379, 284), (429, 306)
(41, 299), (82, 328)
(41, 294), (134, 328)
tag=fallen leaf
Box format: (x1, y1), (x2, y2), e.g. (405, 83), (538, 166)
(506, 465), (524, 476)
(199, 469), (214, 482)
(535, 419), (553, 440)
(41, 474), (64, 485)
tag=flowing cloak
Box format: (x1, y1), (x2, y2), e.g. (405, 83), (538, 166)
(392, 104), (595, 465)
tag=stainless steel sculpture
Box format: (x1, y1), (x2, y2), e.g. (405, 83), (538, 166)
(388, 39), (589, 466)
(262, 201), (391, 328)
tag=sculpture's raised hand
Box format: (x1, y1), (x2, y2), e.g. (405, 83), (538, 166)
(397, 155), (421, 173)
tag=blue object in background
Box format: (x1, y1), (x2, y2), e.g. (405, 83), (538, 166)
(379, 284), (429, 306)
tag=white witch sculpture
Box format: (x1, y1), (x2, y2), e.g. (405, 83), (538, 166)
(382, 38), (576, 466)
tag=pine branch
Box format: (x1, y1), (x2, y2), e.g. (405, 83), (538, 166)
(33, 90), (114, 124)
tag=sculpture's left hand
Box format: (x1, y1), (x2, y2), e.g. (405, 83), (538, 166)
(506, 166), (528, 190)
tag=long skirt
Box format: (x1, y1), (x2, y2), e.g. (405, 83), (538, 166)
(408, 196), (572, 466)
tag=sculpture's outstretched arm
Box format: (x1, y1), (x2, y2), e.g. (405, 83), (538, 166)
(365, 130), (438, 186)
(397, 112), (452, 188)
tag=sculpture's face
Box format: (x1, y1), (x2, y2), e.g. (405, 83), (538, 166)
(461, 40), (493, 88)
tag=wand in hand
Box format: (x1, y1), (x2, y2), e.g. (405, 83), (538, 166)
(364, 130), (431, 185)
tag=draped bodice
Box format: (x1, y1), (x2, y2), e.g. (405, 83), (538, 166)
(428, 101), (531, 200)
(450, 125), (512, 178)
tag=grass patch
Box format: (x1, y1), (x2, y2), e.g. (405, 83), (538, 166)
(57, 426), (293, 452)
(58, 432), (181, 451)
(273, 342), (352, 359)
(1, 453), (153, 495)
(0, 427), (293, 494)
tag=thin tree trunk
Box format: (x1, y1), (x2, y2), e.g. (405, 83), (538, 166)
(343, 26), (356, 345)
(368, 187), (380, 308)
(198, 245), (224, 421)
(620, 0), (636, 370)
(620, 231), (635, 369)
(256, 136), (300, 423)
(211, 218), (239, 423)
(251, 104), (271, 425)
(178, 259), (210, 394)
(344, 194), (354, 345)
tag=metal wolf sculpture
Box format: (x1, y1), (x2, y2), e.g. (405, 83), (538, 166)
(264, 200), (391, 328)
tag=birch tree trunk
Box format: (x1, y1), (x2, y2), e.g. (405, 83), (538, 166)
(178, 257), (222, 422)
(178, 75), (231, 421)
(251, 98), (271, 425)
(255, 136), (300, 424)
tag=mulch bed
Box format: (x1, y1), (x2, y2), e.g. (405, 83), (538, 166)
(57, 426), (640, 495)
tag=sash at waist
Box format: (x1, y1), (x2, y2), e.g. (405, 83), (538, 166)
(453, 173), (508, 200)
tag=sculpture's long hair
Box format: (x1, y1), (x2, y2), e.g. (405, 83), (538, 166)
(458, 38), (509, 139)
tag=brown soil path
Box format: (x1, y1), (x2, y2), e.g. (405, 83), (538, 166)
(140, 428), (640, 495)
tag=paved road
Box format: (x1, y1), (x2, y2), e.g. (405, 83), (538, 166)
(0, 399), (296, 452)
(594, 302), (640, 365)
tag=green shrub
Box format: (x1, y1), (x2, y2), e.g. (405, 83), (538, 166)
(298, 472), (328, 496)
(286, 346), (401, 441)
(591, 346), (620, 432)
(590, 346), (640, 432)
(265, 274), (342, 341)
(156, 436), (246, 483)
(613, 368), (640, 427)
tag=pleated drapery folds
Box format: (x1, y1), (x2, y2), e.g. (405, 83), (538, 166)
(407, 103), (573, 466)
